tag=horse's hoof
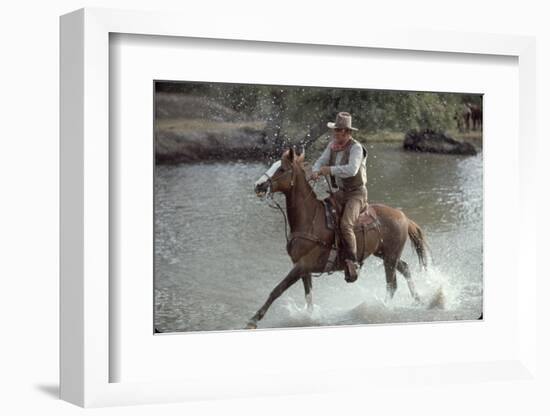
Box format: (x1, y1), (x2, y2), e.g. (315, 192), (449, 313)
(245, 321), (257, 330)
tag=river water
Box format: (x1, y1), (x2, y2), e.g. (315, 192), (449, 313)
(154, 142), (483, 333)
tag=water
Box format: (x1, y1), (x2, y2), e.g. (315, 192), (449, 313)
(154, 143), (483, 332)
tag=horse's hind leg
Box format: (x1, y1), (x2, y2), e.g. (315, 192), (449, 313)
(396, 259), (421, 303)
(383, 257), (398, 304)
(302, 274), (313, 312)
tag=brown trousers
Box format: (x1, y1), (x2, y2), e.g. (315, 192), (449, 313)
(339, 187), (368, 259)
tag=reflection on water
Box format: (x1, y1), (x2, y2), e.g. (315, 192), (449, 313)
(155, 143), (483, 332)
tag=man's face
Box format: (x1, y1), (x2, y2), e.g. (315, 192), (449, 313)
(333, 128), (352, 144)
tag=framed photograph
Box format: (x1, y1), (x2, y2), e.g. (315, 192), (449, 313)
(60, 8), (537, 408)
(152, 79), (483, 334)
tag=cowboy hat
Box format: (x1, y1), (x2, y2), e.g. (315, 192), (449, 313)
(327, 112), (358, 131)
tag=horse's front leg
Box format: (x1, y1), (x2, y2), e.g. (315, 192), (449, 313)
(302, 274), (313, 312)
(246, 265), (303, 329)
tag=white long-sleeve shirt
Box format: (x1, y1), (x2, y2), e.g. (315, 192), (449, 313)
(313, 140), (367, 189)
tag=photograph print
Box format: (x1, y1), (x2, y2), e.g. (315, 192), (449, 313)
(154, 80), (483, 333)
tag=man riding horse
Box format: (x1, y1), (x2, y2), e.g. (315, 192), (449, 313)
(311, 112), (368, 283)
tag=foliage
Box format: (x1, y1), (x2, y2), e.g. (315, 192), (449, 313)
(155, 81), (482, 148)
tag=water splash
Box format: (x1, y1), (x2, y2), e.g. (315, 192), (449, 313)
(259, 263), (479, 330)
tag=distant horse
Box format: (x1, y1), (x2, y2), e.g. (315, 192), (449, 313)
(467, 103), (483, 131)
(247, 148), (429, 329)
(455, 104), (472, 132)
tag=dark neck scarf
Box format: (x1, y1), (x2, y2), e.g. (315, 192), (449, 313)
(330, 137), (352, 152)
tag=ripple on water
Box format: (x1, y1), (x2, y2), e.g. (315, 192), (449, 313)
(155, 147), (483, 332)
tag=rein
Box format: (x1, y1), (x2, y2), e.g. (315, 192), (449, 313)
(266, 195), (290, 243)
(260, 163), (340, 277)
(262, 165), (319, 244)
(263, 165), (295, 243)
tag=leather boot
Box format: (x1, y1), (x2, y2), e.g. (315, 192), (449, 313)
(343, 248), (360, 283)
(344, 258), (359, 283)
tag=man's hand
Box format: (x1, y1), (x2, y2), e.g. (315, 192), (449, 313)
(311, 166), (331, 181)
(319, 166), (332, 176)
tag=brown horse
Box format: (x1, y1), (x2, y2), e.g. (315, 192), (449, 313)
(467, 103), (483, 131)
(247, 148), (429, 329)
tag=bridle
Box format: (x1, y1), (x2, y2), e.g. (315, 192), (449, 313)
(260, 162), (318, 243)
(259, 164), (295, 243)
(265, 165), (295, 192)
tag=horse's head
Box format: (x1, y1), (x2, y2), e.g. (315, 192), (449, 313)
(255, 148), (305, 197)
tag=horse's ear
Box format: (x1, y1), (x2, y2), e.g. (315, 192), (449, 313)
(282, 148), (294, 168)
(287, 147), (295, 162)
(296, 151), (305, 164)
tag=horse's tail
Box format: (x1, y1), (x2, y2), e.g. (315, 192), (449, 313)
(407, 219), (429, 270)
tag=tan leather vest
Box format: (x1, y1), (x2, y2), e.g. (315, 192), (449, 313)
(328, 139), (368, 192)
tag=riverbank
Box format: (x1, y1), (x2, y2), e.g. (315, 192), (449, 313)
(155, 118), (268, 163)
(155, 118), (483, 164)
(308, 128), (482, 159)
(357, 129), (482, 146)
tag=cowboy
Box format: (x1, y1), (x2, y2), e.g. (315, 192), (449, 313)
(311, 112), (368, 282)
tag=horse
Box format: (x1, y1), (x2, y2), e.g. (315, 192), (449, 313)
(467, 103), (483, 131)
(455, 104), (472, 132)
(247, 148), (429, 329)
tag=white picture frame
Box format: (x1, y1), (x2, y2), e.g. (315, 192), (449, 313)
(60, 8), (537, 408)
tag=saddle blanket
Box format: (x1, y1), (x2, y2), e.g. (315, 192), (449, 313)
(321, 199), (380, 273)
(322, 199), (378, 230)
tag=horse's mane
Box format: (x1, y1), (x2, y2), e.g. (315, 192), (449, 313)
(281, 150), (319, 200)
(294, 161), (324, 203)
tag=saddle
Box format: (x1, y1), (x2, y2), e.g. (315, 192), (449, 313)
(321, 192), (379, 273)
(322, 192), (378, 231)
